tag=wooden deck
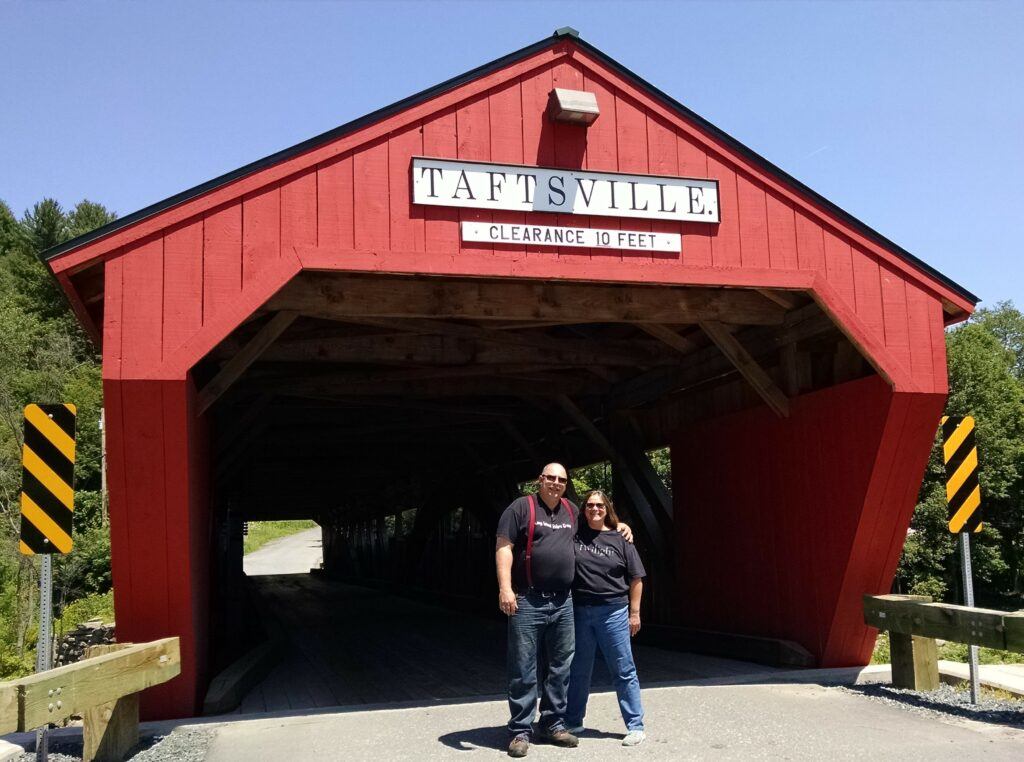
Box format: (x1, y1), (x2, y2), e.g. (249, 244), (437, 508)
(237, 574), (777, 714)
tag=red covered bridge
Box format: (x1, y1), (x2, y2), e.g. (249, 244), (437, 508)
(44, 29), (975, 719)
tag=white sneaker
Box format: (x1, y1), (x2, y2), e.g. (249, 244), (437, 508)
(622, 730), (645, 746)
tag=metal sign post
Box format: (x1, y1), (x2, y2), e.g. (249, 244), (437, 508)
(941, 415), (983, 705)
(959, 533), (981, 703)
(35, 554), (53, 761)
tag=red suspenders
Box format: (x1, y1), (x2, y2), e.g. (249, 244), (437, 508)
(524, 495), (575, 589)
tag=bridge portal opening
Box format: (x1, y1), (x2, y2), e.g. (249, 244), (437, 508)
(198, 272), (870, 712)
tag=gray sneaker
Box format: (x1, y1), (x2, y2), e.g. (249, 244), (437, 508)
(622, 730), (646, 746)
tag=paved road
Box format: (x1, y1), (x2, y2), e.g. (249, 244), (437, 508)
(243, 527), (323, 576)
(200, 681), (1024, 761)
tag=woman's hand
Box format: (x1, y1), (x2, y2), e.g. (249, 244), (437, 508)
(499, 588), (518, 616)
(617, 522), (634, 543)
(629, 609), (641, 637)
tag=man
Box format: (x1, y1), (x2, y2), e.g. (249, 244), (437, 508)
(496, 463), (632, 758)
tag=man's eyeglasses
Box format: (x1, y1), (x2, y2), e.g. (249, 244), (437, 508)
(585, 502), (605, 509)
(540, 474), (568, 485)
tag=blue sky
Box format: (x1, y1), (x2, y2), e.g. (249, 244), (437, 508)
(2, 1), (1020, 308)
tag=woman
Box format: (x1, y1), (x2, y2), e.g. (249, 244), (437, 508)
(565, 490), (646, 746)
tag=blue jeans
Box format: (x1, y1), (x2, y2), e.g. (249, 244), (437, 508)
(566, 603), (644, 732)
(507, 590), (575, 737)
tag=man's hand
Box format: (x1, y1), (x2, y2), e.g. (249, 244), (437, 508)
(499, 588), (518, 616)
(495, 537), (517, 615)
(629, 609), (641, 637)
(617, 522), (634, 543)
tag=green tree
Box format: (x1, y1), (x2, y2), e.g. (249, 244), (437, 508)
(0, 196), (114, 677)
(897, 303), (1024, 604)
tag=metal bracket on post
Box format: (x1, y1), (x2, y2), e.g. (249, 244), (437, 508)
(961, 533), (981, 704)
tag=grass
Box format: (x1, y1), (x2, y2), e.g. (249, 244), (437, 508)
(871, 631), (1024, 666)
(243, 520), (319, 555)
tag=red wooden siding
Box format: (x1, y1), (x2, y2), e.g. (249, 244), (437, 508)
(672, 376), (945, 664)
(104, 377), (210, 718)
(83, 48), (956, 397)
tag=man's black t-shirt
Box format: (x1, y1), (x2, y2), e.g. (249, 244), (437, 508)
(496, 494), (578, 592)
(572, 524), (646, 606)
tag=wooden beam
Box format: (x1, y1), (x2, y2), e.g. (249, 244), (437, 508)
(698, 320), (790, 418)
(756, 288), (798, 310)
(637, 323), (700, 355)
(555, 395), (668, 559)
(609, 307), (833, 409)
(264, 373), (595, 399)
(198, 312), (297, 415)
(82, 644), (138, 762)
(500, 419), (543, 470)
(4, 638), (180, 732)
(214, 331), (668, 368)
(215, 394), (274, 458)
(615, 413), (673, 520)
(267, 273), (786, 326)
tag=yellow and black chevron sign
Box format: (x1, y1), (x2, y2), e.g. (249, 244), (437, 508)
(941, 415), (982, 534)
(19, 404), (77, 555)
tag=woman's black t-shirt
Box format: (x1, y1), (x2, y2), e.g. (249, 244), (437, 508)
(572, 524), (646, 607)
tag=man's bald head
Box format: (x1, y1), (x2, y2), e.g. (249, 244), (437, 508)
(542, 463), (568, 479)
(538, 463), (569, 507)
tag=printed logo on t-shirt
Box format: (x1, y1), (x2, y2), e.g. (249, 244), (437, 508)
(535, 520), (573, 531)
(576, 541), (617, 557)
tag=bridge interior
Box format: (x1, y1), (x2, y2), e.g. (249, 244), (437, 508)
(198, 273), (872, 687)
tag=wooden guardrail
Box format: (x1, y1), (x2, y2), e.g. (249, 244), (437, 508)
(864, 594), (1024, 690)
(0, 637), (180, 762)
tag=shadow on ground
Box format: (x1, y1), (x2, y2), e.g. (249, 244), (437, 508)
(437, 725), (623, 752)
(846, 684), (1024, 727)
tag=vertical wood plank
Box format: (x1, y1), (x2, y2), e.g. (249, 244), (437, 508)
(521, 65), (555, 259)
(823, 230), (856, 308)
(736, 173), (770, 269)
(582, 70), (620, 261)
(120, 236), (163, 377)
(353, 137), (390, 251)
(552, 61), (588, 261)
(203, 202), (243, 324)
(765, 192), (798, 270)
(614, 90), (652, 262)
(905, 283), (935, 387)
(162, 220), (203, 358)
(794, 210), (826, 272)
(456, 93), (492, 256)
(316, 154), (354, 252)
(488, 79), (527, 257)
(928, 297), (949, 394)
(677, 136), (712, 267)
(118, 380), (170, 718)
(422, 109), (460, 253)
(388, 124), (425, 252)
(102, 254), (125, 379)
(852, 251), (885, 338)
(708, 157), (741, 268)
(879, 261), (912, 373)
(646, 112), (680, 263)
(280, 168), (318, 252)
(242, 183), (281, 286)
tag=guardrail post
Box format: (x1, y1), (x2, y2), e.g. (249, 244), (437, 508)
(889, 633), (940, 691)
(82, 644), (137, 762)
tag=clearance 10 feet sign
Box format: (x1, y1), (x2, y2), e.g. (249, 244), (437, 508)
(411, 157), (719, 254)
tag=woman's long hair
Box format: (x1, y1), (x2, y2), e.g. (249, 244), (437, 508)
(582, 490), (619, 529)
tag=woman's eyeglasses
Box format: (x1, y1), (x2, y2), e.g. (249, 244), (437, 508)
(540, 474), (568, 484)
(585, 502), (605, 509)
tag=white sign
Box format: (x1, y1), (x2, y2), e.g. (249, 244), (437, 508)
(413, 157), (719, 223)
(461, 222), (681, 253)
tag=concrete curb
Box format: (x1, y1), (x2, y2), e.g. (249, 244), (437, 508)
(938, 660), (1024, 697)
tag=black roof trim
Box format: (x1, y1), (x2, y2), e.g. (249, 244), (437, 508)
(43, 30), (978, 305)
